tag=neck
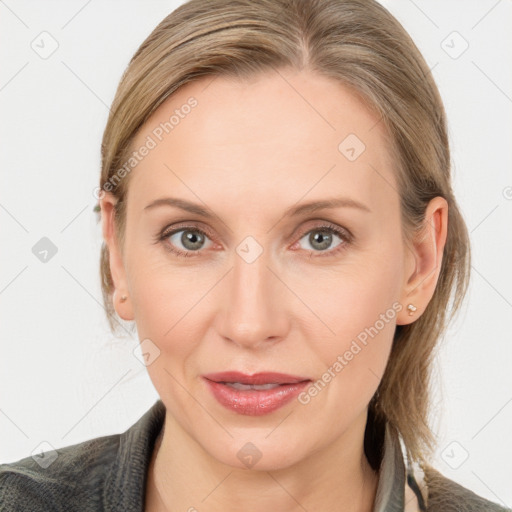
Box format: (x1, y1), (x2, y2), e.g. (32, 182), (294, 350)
(145, 411), (379, 512)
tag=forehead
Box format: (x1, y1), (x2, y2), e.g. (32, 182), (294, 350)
(126, 69), (398, 216)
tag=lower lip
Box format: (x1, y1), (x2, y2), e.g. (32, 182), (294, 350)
(203, 378), (311, 416)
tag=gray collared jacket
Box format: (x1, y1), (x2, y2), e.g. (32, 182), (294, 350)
(1, 400), (509, 511)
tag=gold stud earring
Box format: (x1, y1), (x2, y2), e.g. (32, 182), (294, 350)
(407, 303), (417, 316)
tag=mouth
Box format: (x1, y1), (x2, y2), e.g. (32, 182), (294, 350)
(202, 371), (311, 386)
(202, 371), (312, 416)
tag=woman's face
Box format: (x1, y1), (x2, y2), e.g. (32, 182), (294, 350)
(103, 68), (419, 470)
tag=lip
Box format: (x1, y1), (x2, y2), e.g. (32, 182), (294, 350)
(202, 372), (311, 416)
(202, 371), (310, 385)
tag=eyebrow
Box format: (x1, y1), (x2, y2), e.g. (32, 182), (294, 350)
(144, 196), (371, 217)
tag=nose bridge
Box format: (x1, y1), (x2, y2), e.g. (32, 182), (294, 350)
(233, 236), (269, 300)
(219, 236), (286, 347)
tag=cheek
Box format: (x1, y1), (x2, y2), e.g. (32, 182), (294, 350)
(126, 262), (207, 405)
(302, 240), (403, 401)
(124, 245), (193, 340)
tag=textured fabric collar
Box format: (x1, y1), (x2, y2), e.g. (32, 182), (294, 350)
(103, 399), (166, 511)
(102, 399), (423, 511)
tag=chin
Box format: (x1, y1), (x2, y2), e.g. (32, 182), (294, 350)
(205, 435), (308, 473)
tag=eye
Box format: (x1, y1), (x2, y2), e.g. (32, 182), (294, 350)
(158, 225), (214, 257)
(294, 223), (351, 257)
(156, 221), (352, 259)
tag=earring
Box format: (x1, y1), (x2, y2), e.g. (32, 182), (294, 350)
(120, 294), (128, 303)
(407, 303), (417, 316)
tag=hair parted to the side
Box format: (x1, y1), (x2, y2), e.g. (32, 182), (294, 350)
(96, 0), (471, 466)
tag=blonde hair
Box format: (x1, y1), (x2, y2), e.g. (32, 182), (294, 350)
(97, 0), (471, 465)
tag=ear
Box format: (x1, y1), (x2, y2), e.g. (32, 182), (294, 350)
(99, 192), (134, 321)
(396, 196), (448, 325)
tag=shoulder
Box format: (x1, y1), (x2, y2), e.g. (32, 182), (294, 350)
(0, 432), (121, 511)
(0, 399), (166, 512)
(423, 466), (511, 512)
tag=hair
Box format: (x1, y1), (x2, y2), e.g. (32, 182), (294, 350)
(96, 0), (471, 466)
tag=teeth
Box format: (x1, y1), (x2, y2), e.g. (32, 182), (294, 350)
(223, 382), (282, 391)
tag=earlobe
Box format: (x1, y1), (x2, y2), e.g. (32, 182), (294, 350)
(396, 196), (449, 325)
(113, 290), (134, 321)
(100, 192), (135, 321)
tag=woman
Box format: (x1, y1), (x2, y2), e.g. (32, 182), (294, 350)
(1, 0), (509, 511)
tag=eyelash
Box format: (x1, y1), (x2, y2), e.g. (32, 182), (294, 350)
(156, 221), (353, 259)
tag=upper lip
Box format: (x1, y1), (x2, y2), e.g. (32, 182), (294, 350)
(203, 371), (311, 385)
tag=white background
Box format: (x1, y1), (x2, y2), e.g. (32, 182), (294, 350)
(1, 0), (511, 507)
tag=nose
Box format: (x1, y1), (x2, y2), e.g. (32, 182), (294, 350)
(215, 243), (290, 350)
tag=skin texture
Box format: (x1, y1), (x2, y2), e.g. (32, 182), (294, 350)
(100, 68), (448, 512)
